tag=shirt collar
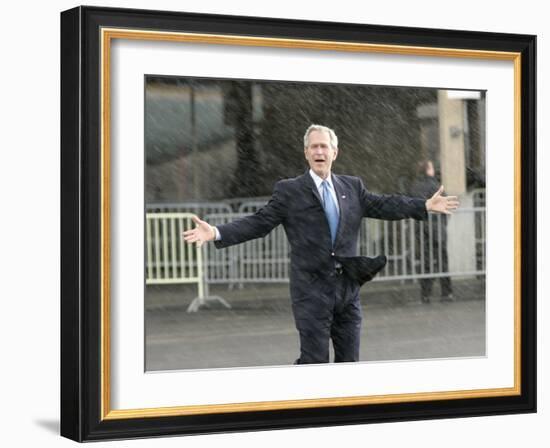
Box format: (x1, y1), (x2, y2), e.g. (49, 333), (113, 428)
(309, 169), (334, 190)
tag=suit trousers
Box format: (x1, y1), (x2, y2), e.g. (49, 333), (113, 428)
(294, 272), (362, 364)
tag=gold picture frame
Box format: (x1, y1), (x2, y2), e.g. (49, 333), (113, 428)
(61, 5), (536, 441)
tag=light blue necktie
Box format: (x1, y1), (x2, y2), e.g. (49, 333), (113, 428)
(322, 180), (339, 244)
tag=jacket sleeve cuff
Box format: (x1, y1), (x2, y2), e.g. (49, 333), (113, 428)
(213, 226), (221, 240)
(213, 226), (230, 249)
(416, 198), (429, 220)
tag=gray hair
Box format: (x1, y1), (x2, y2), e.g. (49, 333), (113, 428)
(303, 124), (338, 150)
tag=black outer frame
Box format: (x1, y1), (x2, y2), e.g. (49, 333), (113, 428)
(60, 5), (536, 442)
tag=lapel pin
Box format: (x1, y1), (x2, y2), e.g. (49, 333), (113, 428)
(342, 195), (346, 199)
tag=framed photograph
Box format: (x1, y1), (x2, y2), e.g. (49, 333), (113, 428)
(60, 5), (536, 442)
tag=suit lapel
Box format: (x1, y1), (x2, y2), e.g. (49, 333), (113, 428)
(301, 169), (323, 206)
(301, 170), (347, 249)
(332, 174), (348, 248)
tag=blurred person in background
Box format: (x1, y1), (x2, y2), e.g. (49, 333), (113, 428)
(409, 159), (454, 303)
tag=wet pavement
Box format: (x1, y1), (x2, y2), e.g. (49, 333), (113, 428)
(145, 278), (485, 371)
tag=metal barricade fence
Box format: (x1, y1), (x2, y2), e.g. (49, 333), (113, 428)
(203, 213), (245, 287)
(472, 189), (486, 207)
(228, 196), (271, 212)
(358, 219), (409, 279)
(145, 213), (203, 295)
(471, 190), (486, 274)
(240, 200), (410, 279)
(202, 213), (290, 287)
(238, 200), (271, 214)
(146, 201), (233, 216)
(145, 207), (486, 289)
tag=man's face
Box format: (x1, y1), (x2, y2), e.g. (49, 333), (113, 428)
(304, 130), (338, 179)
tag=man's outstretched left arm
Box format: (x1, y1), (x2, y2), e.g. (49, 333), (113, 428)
(360, 179), (459, 220)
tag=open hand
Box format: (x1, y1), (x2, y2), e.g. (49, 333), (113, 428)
(182, 216), (216, 247)
(426, 186), (460, 215)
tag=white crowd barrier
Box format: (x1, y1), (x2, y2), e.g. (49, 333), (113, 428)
(143, 207), (485, 284)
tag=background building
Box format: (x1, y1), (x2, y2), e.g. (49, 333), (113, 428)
(144, 76), (486, 203)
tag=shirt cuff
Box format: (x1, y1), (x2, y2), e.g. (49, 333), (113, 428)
(213, 226), (221, 241)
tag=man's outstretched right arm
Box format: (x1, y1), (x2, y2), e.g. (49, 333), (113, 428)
(182, 182), (287, 249)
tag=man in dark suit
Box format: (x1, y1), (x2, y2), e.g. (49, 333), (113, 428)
(183, 124), (459, 364)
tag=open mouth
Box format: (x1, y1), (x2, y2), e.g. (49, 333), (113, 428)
(314, 159), (325, 163)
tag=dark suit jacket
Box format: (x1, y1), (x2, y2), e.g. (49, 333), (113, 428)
(215, 171), (427, 318)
